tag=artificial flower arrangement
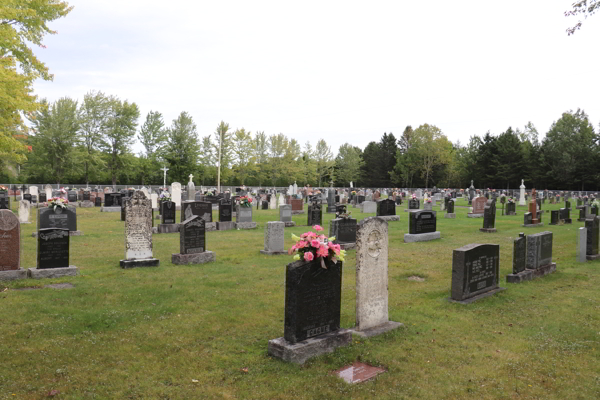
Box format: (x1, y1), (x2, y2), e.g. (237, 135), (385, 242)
(238, 195), (253, 207)
(59, 187), (67, 195)
(507, 197), (515, 203)
(159, 191), (172, 201)
(425, 198), (432, 204)
(411, 193), (417, 199)
(46, 197), (69, 211)
(289, 225), (346, 269)
(336, 210), (352, 219)
(0, 185), (7, 192)
(205, 191), (214, 196)
(351, 191), (357, 195)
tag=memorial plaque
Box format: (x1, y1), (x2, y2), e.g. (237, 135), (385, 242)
(330, 218), (357, 244)
(161, 201), (176, 224)
(0, 210), (20, 271)
(409, 210), (436, 235)
(279, 204), (292, 222)
(376, 199), (396, 217)
(451, 243), (500, 302)
(124, 192), (153, 259)
(38, 206), (77, 232)
(37, 228), (69, 269)
(219, 200), (233, 222)
(180, 215), (205, 254)
(513, 233), (526, 274)
(284, 258), (343, 343)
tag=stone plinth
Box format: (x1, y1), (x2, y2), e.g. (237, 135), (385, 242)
(404, 231), (441, 243)
(0, 268), (28, 281)
(171, 251), (215, 265)
(157, 224), (179, 234)
(445, 213), (456, 219)
(28, 266), (78, 279)
(267, 329), (352, 364)
(467, 213), (483, 218)
(506, 263), (556, 283)
(479, 228), (497, 233)
(32, 230), (83, 238)
(377, 215), (399, 222)
(119, 258), (159, 268)
(349, 321), (404, 338)
(101, 207), (121, 212)
(216, 221), (234, 231)
(259, 249), (287, 255)
(522, 223), (544, 228)
(235, 222), (257, 230)
(448, 287), (506, 304)
(80, 201), (94, 208)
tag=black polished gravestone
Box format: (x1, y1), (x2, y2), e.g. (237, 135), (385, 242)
(83, 191), (90, 201)
(283, 258), (343, 343)
(376, 199), (396, 217)
(68, 191), (77, 203)
(329, 217), (357, 248)
(480, 199), (497, 233)
(0, 197), (10, 210)
(23, 193), (32, 203)
(120, 197), (130, 221)
(38, 193), (47, 203)
(94, 196), (101, 207)
(104, 193), (122, 207)
(408, 198), (420, 210)
(307, 201), (322, 226)
(161, 201), (176, 224)
(512, 233), (526, 274)
(450, 243), (504, 303)
(578, 207), (587, 222)
(559, 208), (572, 223)
(262, 200), (269, 210)
(565, 200), (571, 211)
(38, 206), (77, 232)
(409, 210), (436, 234)
(37, 228), (69, 269)
(181, 201), (212, 223)
(180, 216), (206, 254)
(585, 216), (600, 259)
(357, 195), (365, 204)
(550, 210), (559, 225)
(219, 200), (233, 222)
(506, 202), (516, 215)
(446, 200), (455, 214)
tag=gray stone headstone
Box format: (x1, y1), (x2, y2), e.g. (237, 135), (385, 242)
(362, 201), (376, 214)
(526, 231), (553, 269)
(451, 243), (501, 302)
(236, 206), (253, 223)
(260, 221), (285, 254)
(124, 191), (153, 260)
(279, 205), (292, 222)
(578, 227), (587, 262)
(513, 233), (526, 274)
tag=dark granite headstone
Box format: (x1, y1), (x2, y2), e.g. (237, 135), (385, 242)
(330, 218), (357, 244)
(23, 194), (32, 203)
(408, 198), (420, 210)
(161, 201), (176, 224)
(524, 212), (532, 225)
(526, 231), (553, 269)
(559, 208), (571, 223)
(446, 200), (455, 214)
(451, 243), (500, 302)
(0, 197), (10, 210)
(37, 228), (69, 269)
(565, 200), (571, 210)
(180, 216), (205, 254)
(38, 206), (77, 232)
(95, 197), (101, 207)
(307, 202), (322, 226)
(506, 202), (516, 215)
(68, 191), (77, 203)
(550, 210), (559, 225)
(104, 193), (122, 207)
(376, 199), (396, 217)
(39, 193), (47, 203)
(262, 200), (269, 210)
(181, 201), (212, 223)
(482, 199), (496, 229)
(513, 233), (526, 274)
(409, 210), (436, 235)
(219, 200), (233, 222)
(83, 191), (90, 201)
(284, 258), (343, 343)
(357, 195), (365, 204)
(585, 216), (599, 256)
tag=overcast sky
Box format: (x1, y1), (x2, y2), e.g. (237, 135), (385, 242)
(33, 0), (600, 156)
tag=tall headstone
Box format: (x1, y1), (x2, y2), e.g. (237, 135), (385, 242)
(352, 217), (402, 337)
(0, 210), (26, 280)
(585, 216), (600, 260)
(171, 182), (182, 208)
(172, 216), (215, 264)
(18, 200), (31, 224)
(260, 221), (286, 255)
(480, 199), (497, 233)
(519, 179), (526, 206)
(578, 227), (587, 263)
(187, 175), (195, 201)
(450, 244), (504, 303)
(44, 184), (53, 201)
(445, 199), (456, 218)
(120, 191), (159, 268)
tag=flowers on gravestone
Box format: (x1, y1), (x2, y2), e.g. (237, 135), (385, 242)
(507, 197), (515, 203)
(0, 185), (7, 192)
(46, 197), (69, 211)
(500, 194), (506, 203)
(351, 191), (357, 195)
(288, 225), (346, 269)
(159, 191), (171, 201)
(425, 198), (432, 204)
(238, 195), (253, 207)
(59, 187), (67, 194)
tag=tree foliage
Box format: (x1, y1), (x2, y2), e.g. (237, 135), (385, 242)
(565, 0), (600, 35)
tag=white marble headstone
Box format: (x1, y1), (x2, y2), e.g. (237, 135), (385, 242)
(45, 184), (53, 200)
(18, 200), (30, 223)
(171, 182), (182, 207)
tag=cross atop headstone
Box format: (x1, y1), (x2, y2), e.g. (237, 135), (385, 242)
(161, 166), (169, 188)
(330, 180), (334, 188)
(189, 174), (194, 183)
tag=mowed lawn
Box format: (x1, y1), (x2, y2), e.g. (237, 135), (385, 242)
(1, 198), (598, 399)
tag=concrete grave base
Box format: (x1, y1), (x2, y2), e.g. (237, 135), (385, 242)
(216, 221), (234, 231)
(447, 287), (506, 304)
(506, 263), (556, 283)
(291, 211), (305, 215)
(267, 329), (352, 364)
(349, 321), (404, 338)
(171, 251), (215, 265)
(467, 213), (484, 218)
(338, 242), (356, 250)
(119, 258), (159, 268)
(0, 268), (28, 281)
(157, 224), (179, 234)
(28, 266), (78, 279)
(445, 213), (456, 219)
(404, 209), (421, 212)
(585, 254), (600, 260)
(522, 223), (544, 228)
(259, 249), (287, 255)
(235, 222), (257, 230)
(32, 230), (83, 238)
(479, 228), (497, 233)
(377, 215), (399, 222)
(205, 222), (217, 231)
(80, 201), (94, 208)
(404, 231), (441, 243)
(101, 207), (121, 212)
(283, 221), (296, 227)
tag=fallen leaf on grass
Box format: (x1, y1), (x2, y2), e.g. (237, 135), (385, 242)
(192, 379), (199, 383)
(241, 367), (248, 373)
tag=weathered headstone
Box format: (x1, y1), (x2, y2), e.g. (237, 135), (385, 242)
(0, 210), (26, 280)
(172, 216), (215, 264)
(352, 217), (402, 337)
(260, 221), (286, 255)
(405, 210), (440, 242)
(450, 243), (504, 303)
(267, 254), (350, 364)
(480, 199), (497, 233)
(120, 192), (159, 267)
(361, 200), (377, 214)
(18, 200), (31, 224)
(526, 231), (556, 273)
(279, 204), (295, 227)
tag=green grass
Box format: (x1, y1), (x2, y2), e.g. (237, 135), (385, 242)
(1, 198), (598, 399)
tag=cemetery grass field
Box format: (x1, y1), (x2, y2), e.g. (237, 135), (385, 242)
(1, 199), (599, 400)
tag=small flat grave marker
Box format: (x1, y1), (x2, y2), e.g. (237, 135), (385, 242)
(333, 362), (386, 384)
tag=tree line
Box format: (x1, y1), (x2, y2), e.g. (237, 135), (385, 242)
(4, 90), (598, 191)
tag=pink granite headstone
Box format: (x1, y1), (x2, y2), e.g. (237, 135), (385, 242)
(0, 210), (20, 271)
